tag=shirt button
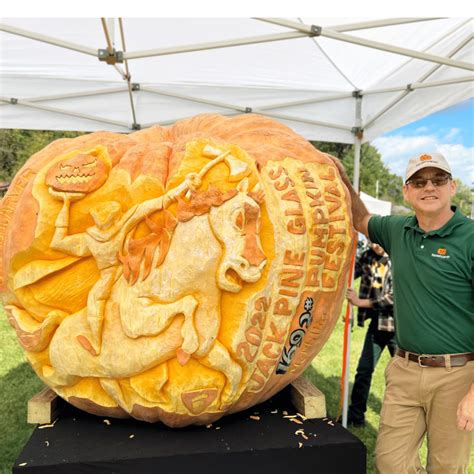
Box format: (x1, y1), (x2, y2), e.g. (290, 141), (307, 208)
(420, 245), (425, 249)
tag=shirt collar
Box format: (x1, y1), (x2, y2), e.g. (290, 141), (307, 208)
(404, 206), (465, 237)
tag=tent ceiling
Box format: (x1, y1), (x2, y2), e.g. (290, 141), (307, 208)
(0, 17), (473, 143)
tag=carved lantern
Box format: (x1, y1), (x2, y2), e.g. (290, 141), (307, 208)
(0, 114), (354, 427)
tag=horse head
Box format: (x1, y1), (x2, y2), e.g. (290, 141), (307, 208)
(208, 178), (267, 293)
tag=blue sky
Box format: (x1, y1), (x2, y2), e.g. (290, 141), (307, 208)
(372, 98), (474, 187)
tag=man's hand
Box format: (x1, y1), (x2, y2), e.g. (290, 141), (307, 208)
(327, 155), (348, 180)
(346, 288), (360, 306)
(457, 384), (474, 431)
(325, 155), (371, 237)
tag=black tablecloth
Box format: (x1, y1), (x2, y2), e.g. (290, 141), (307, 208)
(14, 388), (366, 473)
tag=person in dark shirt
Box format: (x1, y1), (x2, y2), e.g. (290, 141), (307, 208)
(347, 242), (396, 427)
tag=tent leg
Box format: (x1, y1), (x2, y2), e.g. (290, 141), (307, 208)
(342, 96), (362, 428)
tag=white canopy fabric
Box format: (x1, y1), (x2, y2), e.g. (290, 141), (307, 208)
(1, 17), (473, 144)
(360, 191), (392, 216)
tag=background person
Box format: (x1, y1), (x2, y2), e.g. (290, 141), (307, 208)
(346, 242), (396, 428)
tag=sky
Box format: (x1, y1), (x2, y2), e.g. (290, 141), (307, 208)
(372, 99), (473, 187)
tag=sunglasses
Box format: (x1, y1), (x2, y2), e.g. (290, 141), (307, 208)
(405, 175), (451, 188)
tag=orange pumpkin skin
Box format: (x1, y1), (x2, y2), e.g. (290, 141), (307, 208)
(0, 114), (354, 427)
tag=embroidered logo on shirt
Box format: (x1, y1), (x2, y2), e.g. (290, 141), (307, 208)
(432, 247), (450, 259)
(420, 154), (432, 161)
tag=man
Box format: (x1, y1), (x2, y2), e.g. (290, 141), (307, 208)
(331, 152), (473, 473)
(347, 241), (396, 428)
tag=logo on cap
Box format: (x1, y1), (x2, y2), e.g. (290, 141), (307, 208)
(420, 154), (432, 162)
(437, 248), (447, 255)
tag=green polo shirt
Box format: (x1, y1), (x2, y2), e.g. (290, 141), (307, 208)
(368, 207), (474, 354)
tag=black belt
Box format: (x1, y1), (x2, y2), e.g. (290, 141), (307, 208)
(396, 349), (474, 368)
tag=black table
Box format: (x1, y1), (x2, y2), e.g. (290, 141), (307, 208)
(14, 388), (366, 473)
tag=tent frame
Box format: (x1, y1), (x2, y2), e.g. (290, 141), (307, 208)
(1, 17), (472, 134)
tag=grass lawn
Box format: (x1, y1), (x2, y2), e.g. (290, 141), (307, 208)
(0, 304), (472, 473)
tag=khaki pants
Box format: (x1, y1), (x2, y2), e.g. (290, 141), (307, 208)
(375, 356), (473, 474)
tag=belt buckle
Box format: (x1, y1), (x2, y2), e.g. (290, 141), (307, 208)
(418, 354), (429, 367)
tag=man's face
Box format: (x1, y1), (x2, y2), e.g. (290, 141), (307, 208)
(402, 167), (456, 217)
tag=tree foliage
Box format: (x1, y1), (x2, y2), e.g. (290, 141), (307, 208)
(311, 141), (472, 216)
(312, 141), (405, 206)
(0, 129), (84, 182)
(0, 130), (470, 216)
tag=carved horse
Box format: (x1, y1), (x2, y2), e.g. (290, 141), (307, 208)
(45, 178), (266, 412)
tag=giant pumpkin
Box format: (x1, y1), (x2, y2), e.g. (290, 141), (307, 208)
(0, 114), (354, 427)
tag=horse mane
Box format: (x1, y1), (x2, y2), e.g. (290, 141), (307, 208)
(176, 185), (238, 222)
(118, 210), (177, 286)
(118, 185), (239, 285)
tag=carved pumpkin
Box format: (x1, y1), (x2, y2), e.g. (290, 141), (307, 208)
(0, 114), (354, 427)
(45, 147), (111, 193)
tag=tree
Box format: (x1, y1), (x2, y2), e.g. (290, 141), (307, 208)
(452, 179), (472, 217)
(311, 140), (405, 207)
(1, 131), (471, 216)
(0, 129), (84, 182)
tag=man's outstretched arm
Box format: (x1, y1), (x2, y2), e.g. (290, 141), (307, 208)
(327, 155), (371, 238)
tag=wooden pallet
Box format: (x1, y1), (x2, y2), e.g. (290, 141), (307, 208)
(290, 376), (327, 418)
(28, 377), (326, 424)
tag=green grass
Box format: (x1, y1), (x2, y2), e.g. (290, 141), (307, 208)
(1, 304), (472, 473)
(0, 310), (43, 474)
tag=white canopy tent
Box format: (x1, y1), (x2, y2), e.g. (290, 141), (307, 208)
(1, 17), (473, 185)
(361, 191), (392, 216)
(1, 17), (473, 425)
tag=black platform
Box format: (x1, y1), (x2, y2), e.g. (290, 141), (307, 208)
(14, 388), (366, 473)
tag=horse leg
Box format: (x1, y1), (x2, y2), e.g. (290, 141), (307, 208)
(5, 305), (68, 352)
(199, 341), (242, 410)
(120, 294), (199, 363)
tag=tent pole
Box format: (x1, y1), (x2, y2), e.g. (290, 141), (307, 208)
(255, 17), (443, 34)
(363, 75), (474, 96)
(353, 95), (362, 194)
(254, 18), (473, 71)
(257, 110), (352, 132)
(364, 32), (473, 131)
(0, 23), (96, 56)
(124, 31), (307, 60)
(342, 93), (362, 428)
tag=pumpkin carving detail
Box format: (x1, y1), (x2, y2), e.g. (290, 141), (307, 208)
(0, 114), (354, 427)
(45, 147), (111, 193)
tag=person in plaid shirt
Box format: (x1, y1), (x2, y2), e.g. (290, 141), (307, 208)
(346, 241), (396, 427)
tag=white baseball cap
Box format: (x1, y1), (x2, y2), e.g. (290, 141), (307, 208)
(405, 152), (452, 182)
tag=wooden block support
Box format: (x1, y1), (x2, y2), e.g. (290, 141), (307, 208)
(290, 376), (327, 419)
(27, 386), (64, 425)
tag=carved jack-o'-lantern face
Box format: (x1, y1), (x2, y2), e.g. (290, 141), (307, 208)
(45, 147), (111, 193)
